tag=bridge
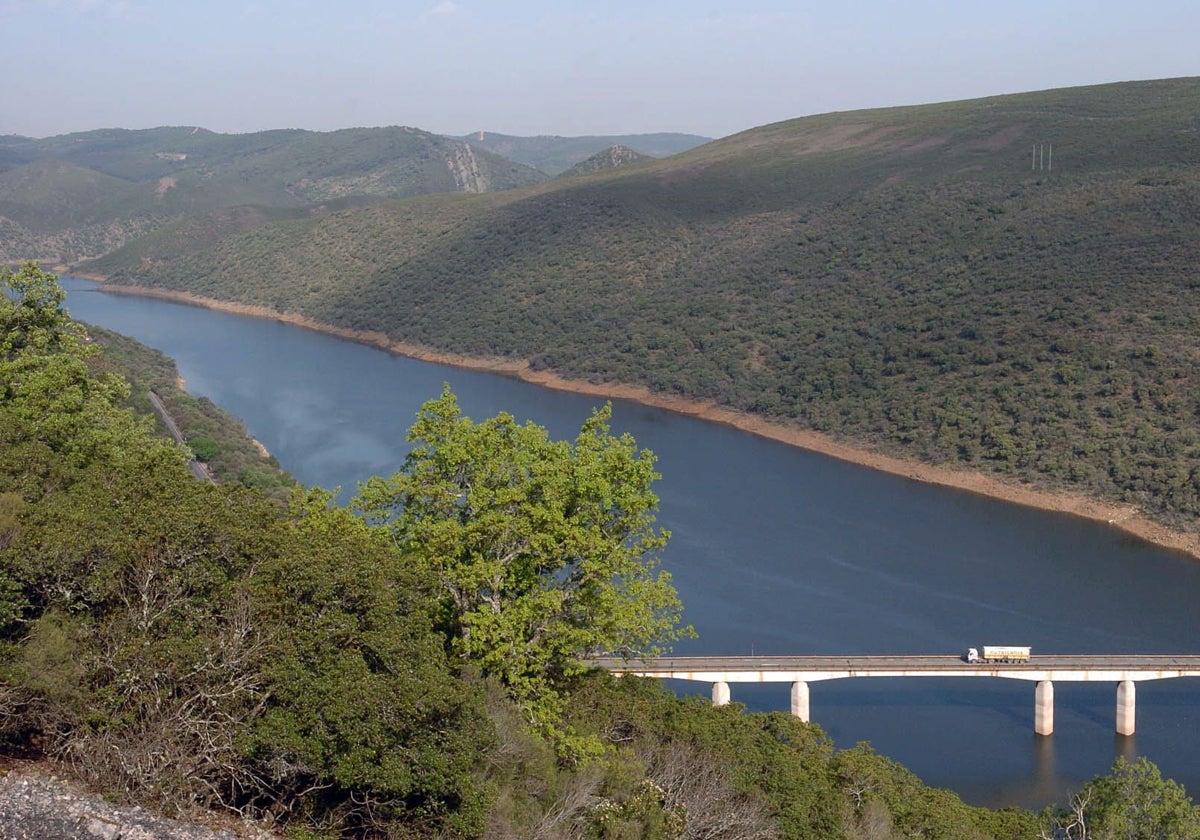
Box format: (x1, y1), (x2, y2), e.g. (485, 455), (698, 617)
(586, 655), (1200, 736)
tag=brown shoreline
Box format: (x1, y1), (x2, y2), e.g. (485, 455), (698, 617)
(81, 277), (1199, 561)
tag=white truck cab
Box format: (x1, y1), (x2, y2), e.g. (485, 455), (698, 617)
(966, 647), (980, 663)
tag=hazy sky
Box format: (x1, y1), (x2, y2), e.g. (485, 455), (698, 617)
(3, 0), (1197, 139)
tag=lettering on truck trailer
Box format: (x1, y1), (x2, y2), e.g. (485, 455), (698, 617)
(965, 646), (1032, 663)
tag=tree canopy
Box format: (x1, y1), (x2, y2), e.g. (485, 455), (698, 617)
(355, 386), (692, 750)
(1042, 757), (1200, 840)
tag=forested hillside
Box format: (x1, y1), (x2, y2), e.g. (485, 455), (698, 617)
(26, 262), (1197, 837)
(0, 125), (547, 265)
(84, 78), (1200, 531)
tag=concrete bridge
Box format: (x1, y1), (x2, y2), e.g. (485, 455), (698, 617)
(586, 655), (1200, 736)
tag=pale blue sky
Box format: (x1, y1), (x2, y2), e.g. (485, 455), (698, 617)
(3, 0), (1197, 139)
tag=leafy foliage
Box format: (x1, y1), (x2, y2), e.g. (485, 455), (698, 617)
(248, 489), (494, 835)
(563, 671), (1041, 840)
(355, 386), (691, 752)
(1042, 757), (1200, 840)
(0, 264), (493, 834)
(0, 263), (156, 499)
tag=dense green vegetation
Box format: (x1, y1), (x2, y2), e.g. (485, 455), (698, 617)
(19, 262), (1195, 836)
(1041, 757), (1200, 839)
(85, 78), (1200, 531)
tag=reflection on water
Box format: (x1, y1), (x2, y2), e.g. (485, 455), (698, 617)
(1031, 735), (1058, 803)
(60, 277), (1200, 810)
(1115, 733), (1138, 766)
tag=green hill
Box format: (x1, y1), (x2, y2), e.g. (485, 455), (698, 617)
(559, 144), (654, 177)
(458, 130), (711, 174)
(0, 158), (136, 230)
(75, 77), (1200, 529)
(0, 125), (548, 264)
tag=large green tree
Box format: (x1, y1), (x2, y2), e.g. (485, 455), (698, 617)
(0, 262), (154, 498)
(1, 261), (77, 358)
(355, 386), (690, 748)
(1042, 757), (1200, 840)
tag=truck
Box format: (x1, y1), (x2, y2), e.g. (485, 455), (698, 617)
(965, 646), (1031, 663)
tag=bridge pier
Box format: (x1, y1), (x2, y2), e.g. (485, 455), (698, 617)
(1116, 680), (1135, 735)
(791, 681), (810, 721)
(712, 681), (730, 707)
(1035, 680), (1054, 735)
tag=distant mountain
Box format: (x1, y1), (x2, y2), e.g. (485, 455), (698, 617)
(83, 78), (1200, 531)
(0, 125), (548, 264)
(456, 131), (710, 175)
(559, 145), (653, 177)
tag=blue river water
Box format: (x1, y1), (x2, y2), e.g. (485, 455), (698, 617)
(60, 276), (1200, 810)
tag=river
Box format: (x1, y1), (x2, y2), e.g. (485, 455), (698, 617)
(60, 276), (1200, 810)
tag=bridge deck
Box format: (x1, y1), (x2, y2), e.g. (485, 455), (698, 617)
(587, 655), (1200, 683)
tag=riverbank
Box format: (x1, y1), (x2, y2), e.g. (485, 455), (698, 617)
(81, 278), (1199, 561)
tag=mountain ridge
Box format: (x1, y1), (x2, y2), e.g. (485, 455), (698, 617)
(0, 124), (549, 264)
(457, 130), (711, 174)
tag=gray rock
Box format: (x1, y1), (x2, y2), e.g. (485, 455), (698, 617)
(0, 768), (275, 839)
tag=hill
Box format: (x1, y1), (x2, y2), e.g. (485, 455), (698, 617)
(559, 144), (654, 177)
(0, 125), (548, 264)
(457, 130), (711, 174)
(72, 77), (1200, 532)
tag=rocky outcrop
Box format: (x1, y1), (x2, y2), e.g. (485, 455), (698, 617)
(0, 767), (274, 839)
(444, 141), (488, 193)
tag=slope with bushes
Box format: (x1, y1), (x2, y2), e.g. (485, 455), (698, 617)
(84, 78), (1200, 530)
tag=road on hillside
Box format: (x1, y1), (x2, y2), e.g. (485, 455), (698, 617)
(147, 390), (213, 483)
